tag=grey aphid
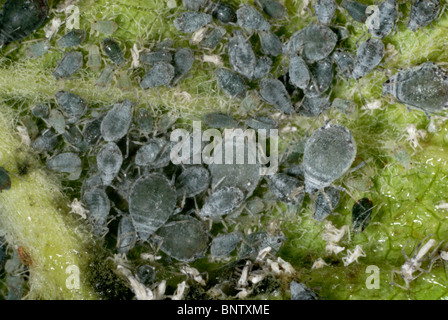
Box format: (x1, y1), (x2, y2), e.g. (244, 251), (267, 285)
(383, 62), (448, 115)
(228, 31), (257, 79)
(289, 54), (310, 89)
(313, 186), (340, 221)
(129, 174), (177, 240)
(205, 1), (237, 24)
(97, 142), (122, 186)
(32, 104), (49, 119)
(303, 57), (333, 97)
(236, 4), (271, 31)
(341, 0), (368, 23)
(352, 38), (384, 80)
(182, 0), (206, 11)
(53, 50), (83, 80)
(245, 196), (265, 214)
(83, 174), (103, 190)
(352, 197), (373, 233)
(83, 187), (110, 235)
(408, 0), (440, 32)
(256, 0), (286, 20)
(299, 95), (331, 117)
(332, 49), (355, 79)
(259, 31), (283, 57)
(175, 165), (210, 198)
(63, 126), (87, 151)
(286, 25), (337, 63)
(239, 231), (286, 259)
(366, 0), (397, 39)
(49, 109), (66, 134)
(83, 117), (103, 146)
(215, 68), (247, 98)
(58, 30), (86, 48)
(253, 56), (273, 80)
(0, 0), (48, 45)
(140, 50), (172, 65)
(303, 122), (356, 193)
(117, 215), (137, 254)
(156, 215), (209, 262)
(46, 152), (82, 180)
(204, 113), (238, 128)
(134, 138), (165, 166)
(172, 47), (194, 85)
(200, 186), (245, 217)
(333, 26), (350, 41)
(0, 167), (11, 193)
(135, 108), (153, 134)
(55, 91), (87, 124)
(313, 0), (337, 25)
(208, 135), (261, 196)
(6, 274), (24, 300)
(259, 77), (294, 114)
(102, 38), (125, 66)
(266, 173), (305, 206)
(140, 62), (175, 89)
(290, 281), (319, 300)
(200, 26), (226, 49)
(32, 129), (58, 153)
(283, 163), (305, 179)
(137, 265), (156, 286)
(174, 11), (212, 33)
(210, 231), (243, 258)
(245, 116), (278, 132)
(101, 99), (133, 142)
(149, 140), (174, 169)
(26, 40), (50, 59)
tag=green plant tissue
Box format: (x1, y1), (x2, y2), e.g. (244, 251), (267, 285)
(1, 0), (448, 300)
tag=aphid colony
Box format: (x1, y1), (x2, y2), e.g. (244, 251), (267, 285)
(0, 0), (447, 299)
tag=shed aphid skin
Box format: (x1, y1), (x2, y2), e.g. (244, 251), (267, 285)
(401, 124), (427, 151)
(352, 38), (385, 80)
(174, 11), (213, 33)
(53, 50), (83, 80)
(0, 0), (48, 46)
(236, 4), (271, 32)
(311, 257), (329, 269)
(342, 245), (366, 266)
(312, 0), (337, 25)
(383, 62), (448, 115)
(303, 122), (357, 193)
(365, 0), (398, 39)
(129, 174), (177, 240)
(68, 198), (88, 219)
(393, 237), (441, 289)
(322, 221), (349, 255)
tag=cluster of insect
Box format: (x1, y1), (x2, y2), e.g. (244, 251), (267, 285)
(0, 0), (448, 299)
